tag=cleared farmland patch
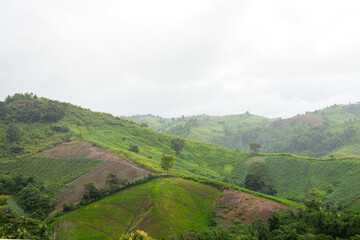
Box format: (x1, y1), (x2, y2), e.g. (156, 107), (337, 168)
(216, 188), (292, 225)
(52, 178), (221, 239)
(33, 142), (151, 210)
(0, 157), (101, 195)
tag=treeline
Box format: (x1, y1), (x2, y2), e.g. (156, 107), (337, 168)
(175, 201), (360, 240)
(58, 174), (161, 215)
(0, 174), (54, 219)
(211, 121), (359, 158)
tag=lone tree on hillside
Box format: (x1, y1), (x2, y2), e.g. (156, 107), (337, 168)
(249, 142), (261, 153)
(171, 138), (185, 160)
(161, 153), (175, 175)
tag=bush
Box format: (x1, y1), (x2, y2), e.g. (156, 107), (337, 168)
(129, 144), (139, 153)
(62, 203), (75, 212)
(11, 145), (24, 153)
(120, 230), (155, 240)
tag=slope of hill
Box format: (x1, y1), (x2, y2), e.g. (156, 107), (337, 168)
(232, 155), (360, 207)
(52, 178), (221, 239)
(2, 93), (360, 208)
(0, 93), (251, 181)
(127, 103), (360, 158)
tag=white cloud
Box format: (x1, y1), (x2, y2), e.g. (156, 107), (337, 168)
(1, 0), (360, 118)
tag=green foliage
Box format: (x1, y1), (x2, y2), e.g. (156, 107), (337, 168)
(129, 144), (139, 153)
(105, 173), (124, 192)
(140, 123), (149, 128)
(81, 182), (101, 203)
(0, 174), (53, 219)
(0, 213), (51, 239)
(244, 174), (265, 191)
(0, 195), (10, 206)
(6, 123), (21, 142)
(161, 153), (175, 174)
(249, 142), (261, 153)
(16, 185), (54, 219)
(171, 138), (186, 158)
(120, 230), (156, 240)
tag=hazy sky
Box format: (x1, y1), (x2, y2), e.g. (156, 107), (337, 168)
(1, 1), (360, 118)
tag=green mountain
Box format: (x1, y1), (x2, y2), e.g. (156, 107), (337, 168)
(1, 93), (360, 208)
(126, 103), (360, 158)
(3, 93), (360, 238)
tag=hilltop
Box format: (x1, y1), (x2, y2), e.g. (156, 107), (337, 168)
(127, 103), (360, 158)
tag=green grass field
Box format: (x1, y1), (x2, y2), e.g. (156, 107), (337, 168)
(52, 178), (221, 239)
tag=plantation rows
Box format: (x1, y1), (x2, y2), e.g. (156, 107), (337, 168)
(0, 157), (101, 194)
(232, 155), (360, 206)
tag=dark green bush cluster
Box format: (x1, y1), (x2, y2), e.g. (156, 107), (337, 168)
(0, 174), (54, 219)
(176, 206), (360, 240)
(1, 93), (65, 123)
(0, 211), (51, 240)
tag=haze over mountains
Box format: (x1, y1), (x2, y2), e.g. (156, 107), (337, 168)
(127, 103), (360, 158)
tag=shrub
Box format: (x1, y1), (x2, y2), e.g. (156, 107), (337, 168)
(129, 144), (139, 153)
(120, 230), (155, 240)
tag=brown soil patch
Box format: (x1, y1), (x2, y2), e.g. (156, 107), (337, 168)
(270, 114), (325, 128)
(216, 189), (292, 225)
(37, 142), (151, 211)
(245, 156), (266, 166)
(35, 142), (123, 161)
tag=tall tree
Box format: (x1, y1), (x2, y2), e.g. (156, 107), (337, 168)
(249, 142), (261, 153)
(161, 154), (175, 175)
(171, 138), (185, 160)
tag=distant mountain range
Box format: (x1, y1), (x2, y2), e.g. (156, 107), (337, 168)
(126, 103), (360, 158)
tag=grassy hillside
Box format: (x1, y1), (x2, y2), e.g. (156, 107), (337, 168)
(0, 94), (251, 181)
(127, 104), (360, 158)
(2, 94), (360, 208)
(52, 178), (221, 239)
(232, 155), (360, 207)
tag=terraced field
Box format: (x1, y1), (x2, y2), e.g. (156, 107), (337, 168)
(52, 178), (221, 239)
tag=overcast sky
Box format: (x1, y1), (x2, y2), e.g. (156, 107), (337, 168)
(1, 1), (360, 118)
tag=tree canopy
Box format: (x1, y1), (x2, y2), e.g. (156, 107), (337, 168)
(249, 142), (261, 153)
(161, 153), (175, 175)
(171, 138), (185, 159)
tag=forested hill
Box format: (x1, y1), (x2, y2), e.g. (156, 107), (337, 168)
(126, 103), (360, 158)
